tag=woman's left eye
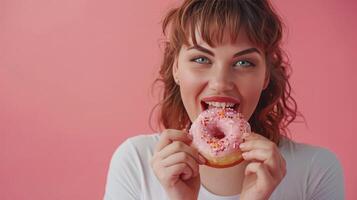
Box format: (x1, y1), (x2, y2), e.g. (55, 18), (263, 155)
(234, 60), (255, 67)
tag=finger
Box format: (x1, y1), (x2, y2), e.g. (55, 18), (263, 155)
(242, 149), (277, 176)
(242, 149), (273, 161)
(242, 132), (267, 141)
(243, 149), (286, 180)
(245, 162), (274, 189)
(181, 167), (193, 180)
(154, 129), (192, 152)
(239, 139), (276, 151)
(158, 141), (205, 164)
(164, 163), (192, 186)
(161, 151), (199, 178)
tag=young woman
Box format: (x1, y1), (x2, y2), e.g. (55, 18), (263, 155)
(104, 0), (344, 199)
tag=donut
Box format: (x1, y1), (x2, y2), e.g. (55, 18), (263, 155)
(189, 107), (251, 168)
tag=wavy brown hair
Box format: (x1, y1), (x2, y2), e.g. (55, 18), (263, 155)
(149, 0), (303, 145)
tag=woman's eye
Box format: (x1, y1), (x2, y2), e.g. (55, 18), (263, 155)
(191, 57), (211, 64)
(234, 60), (255, 67)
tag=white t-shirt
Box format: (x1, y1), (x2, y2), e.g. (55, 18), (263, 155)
(103, 133), (344, 200)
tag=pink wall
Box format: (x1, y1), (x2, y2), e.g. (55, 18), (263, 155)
(0, 0), (356, 199)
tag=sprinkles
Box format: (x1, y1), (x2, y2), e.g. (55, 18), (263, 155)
(193, 107), (250, 154)
(189, 106), (251, 167)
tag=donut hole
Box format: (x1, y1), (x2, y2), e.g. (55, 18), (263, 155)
(210, 127), (225, 139)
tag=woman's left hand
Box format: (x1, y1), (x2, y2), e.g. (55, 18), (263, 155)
(239, 132), (286, 200)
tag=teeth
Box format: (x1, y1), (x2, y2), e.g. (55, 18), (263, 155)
(206, 101), (236, 108)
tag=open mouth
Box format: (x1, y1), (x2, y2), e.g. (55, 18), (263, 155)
(200, 101), (240, 112)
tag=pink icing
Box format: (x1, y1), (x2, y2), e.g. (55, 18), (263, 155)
(189, 107), (251, 157)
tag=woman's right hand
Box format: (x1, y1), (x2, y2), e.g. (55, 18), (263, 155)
(151, 129), (206, 200)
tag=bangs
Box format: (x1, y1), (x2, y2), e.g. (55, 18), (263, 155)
(164, 0), (281, 51)
(182, 0), (243, 47)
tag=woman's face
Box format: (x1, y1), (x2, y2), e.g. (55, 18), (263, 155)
(173, 27), (269, 123)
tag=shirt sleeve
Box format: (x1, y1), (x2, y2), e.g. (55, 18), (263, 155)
(103, 139), (142, 200)
(307, 148), (345, 200)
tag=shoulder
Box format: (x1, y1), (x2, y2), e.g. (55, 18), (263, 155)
(279, 136), (341, 167)
(126, 133), (161, 147)
(104, 133), (163, 199)
(112, 133), (160, 161)
(274, 136), (345, 199)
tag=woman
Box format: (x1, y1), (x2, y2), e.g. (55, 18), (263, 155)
(104, 0), (344, 199)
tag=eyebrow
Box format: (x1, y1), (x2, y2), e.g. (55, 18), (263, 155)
(187, 45), (261, 57)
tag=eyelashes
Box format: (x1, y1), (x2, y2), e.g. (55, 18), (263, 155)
(235, 60), (256, 67)
(190, 56), (256, 68)
(191, 57), (211, 64)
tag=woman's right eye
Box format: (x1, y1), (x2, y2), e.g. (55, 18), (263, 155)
(191, 57), (211, 64)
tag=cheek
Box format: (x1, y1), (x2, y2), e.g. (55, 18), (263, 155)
(244, 86), (262, 105)
(179, 68), (207, 94)
(178, 70), (207, 120)
(239, 74), (266, 118)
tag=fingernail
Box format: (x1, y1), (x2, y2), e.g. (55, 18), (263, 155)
(239, 143), (246, 149)
(242, 132), (250, 138)
(198, 155), (206, 164)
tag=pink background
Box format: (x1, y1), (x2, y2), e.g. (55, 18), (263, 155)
(1, 0), (356, 199)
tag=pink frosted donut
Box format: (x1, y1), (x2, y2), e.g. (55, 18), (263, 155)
(189, 107), (251, 168)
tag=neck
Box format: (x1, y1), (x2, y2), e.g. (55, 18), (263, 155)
(199, 160), (248, 196)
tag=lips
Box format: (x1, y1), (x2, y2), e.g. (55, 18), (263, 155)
(200, 96), (241, 112)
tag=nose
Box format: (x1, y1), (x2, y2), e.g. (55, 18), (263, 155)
(208, 66), (235, 93)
